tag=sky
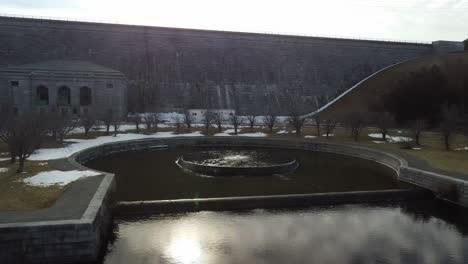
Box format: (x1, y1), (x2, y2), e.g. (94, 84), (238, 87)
(0, 0), (467, 42)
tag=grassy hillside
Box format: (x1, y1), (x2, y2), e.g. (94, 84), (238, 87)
(316, 51), (468, 120)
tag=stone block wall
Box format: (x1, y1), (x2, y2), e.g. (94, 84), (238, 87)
(0, 16), (436, 114)
(400, 167), (468, 206)
(0, 175), (115, 264)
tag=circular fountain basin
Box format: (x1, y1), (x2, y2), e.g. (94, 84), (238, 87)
(177, 150), (298, 176)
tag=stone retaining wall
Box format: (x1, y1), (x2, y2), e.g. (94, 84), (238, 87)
(0, 174), (115, 264)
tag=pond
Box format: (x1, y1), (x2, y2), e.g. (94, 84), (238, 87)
(84, 146), (407, 201)
(101, 200), (468, 264)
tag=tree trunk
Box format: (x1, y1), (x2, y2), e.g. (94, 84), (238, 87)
(415, 133), (420, 145)
(17, 158), (25, 173)
(250, 125), (254, 133)
(382, 131), (386, 141)
(106, 124), (110, 135)
(10, 151), (16, 164)
(136, 124), (140, 133)
(187, 124), (191, 133)
(296, 127), (301, 136)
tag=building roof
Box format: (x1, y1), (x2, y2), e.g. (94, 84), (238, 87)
(1, 60), (122, 74)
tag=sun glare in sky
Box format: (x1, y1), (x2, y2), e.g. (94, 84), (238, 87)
(1, 0), (467, 41)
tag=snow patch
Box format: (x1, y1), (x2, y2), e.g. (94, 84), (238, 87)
(0, 157), (10, 162)
(30, 131), (204, 161)
(0, 168), (9, 173)
(455, 147), (468, 151)
(23, 170), (101, 187)
(412, 148), (422, 150)
(277, 130), (289, 134)
(240, 132), (267, 137)
(322, 134), (334, 137)
(304, 135), (317, 139)
(214, 133), (233, 137)
(368, 133), (412, 143)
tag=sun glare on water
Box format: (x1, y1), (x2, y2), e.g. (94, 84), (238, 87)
(166, 236), (203, 264)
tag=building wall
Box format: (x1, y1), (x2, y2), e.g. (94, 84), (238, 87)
(0, 72), (127, 117)
(0, 16), (456, 114)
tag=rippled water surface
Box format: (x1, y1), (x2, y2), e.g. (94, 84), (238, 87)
(102, 201), (468, 264)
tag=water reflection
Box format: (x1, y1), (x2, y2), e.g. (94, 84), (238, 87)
(103, 202), (468, 264)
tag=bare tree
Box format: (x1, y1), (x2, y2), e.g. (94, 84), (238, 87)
(440, 105), (460, 151)
(129, 113), (142, 134)
(111, 116), (121, 137)
(287, 115), (306, 136)
(102, 110), (113, 135)
(230, 113), (243, 135)
(214, 111), (224, 133)
(0, 113), (47, 173)
(46, 112), (79, 143)
(173, 114), (182, 134)
(346, 112), (366, 142)
(246, 115), (257, 132)
(373, 111), (394, 141)
(409, 119), (427, 146)
(143, 113), (160, 133)
(323, 119), (338, 139)
(202, 110), (214, 134)
(313, 115), (321, 137)
(183, 108), (194, 132)
(80, 111), (97, 138)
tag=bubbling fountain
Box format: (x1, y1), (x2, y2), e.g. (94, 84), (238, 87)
(176, 150), (299, 176)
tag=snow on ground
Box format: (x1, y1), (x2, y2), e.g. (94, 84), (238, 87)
(0, 168), (9, 173)
(240, 132), (267, 137)
(368, 133), (412, 143)
(0, 157), (10, 162)
(214, 132), (232, 137)
(277, 130), (289, 134)
(455, 147), (468, 151)
(372, 141), (386, 144)
(322, 134), (334, 137)
(412, 148), (422, 150)
(224, 129), (240, 134)
(30, 131), (203, 161)
(304, 135), (316, 139)
(69, 124), (170, 135)
(214, 131), (267, 137)
(23, 170), (101, 187)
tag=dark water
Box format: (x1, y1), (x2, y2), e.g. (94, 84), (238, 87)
(85, 147), (406, 201)
(102, 200), (468, 264)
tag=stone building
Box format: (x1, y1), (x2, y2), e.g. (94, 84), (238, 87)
(0, 60), (127, 117)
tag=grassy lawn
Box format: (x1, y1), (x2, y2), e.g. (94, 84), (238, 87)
(293, 126), (468, 176)
(0, 158), (64, 211)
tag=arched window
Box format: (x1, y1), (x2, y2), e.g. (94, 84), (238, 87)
(36, 85), (49, 105)
(57, 86), (71, 105)
(80, 87), (92, 106)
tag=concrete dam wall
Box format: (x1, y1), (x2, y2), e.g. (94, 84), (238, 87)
(0, 16), (439, 114)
